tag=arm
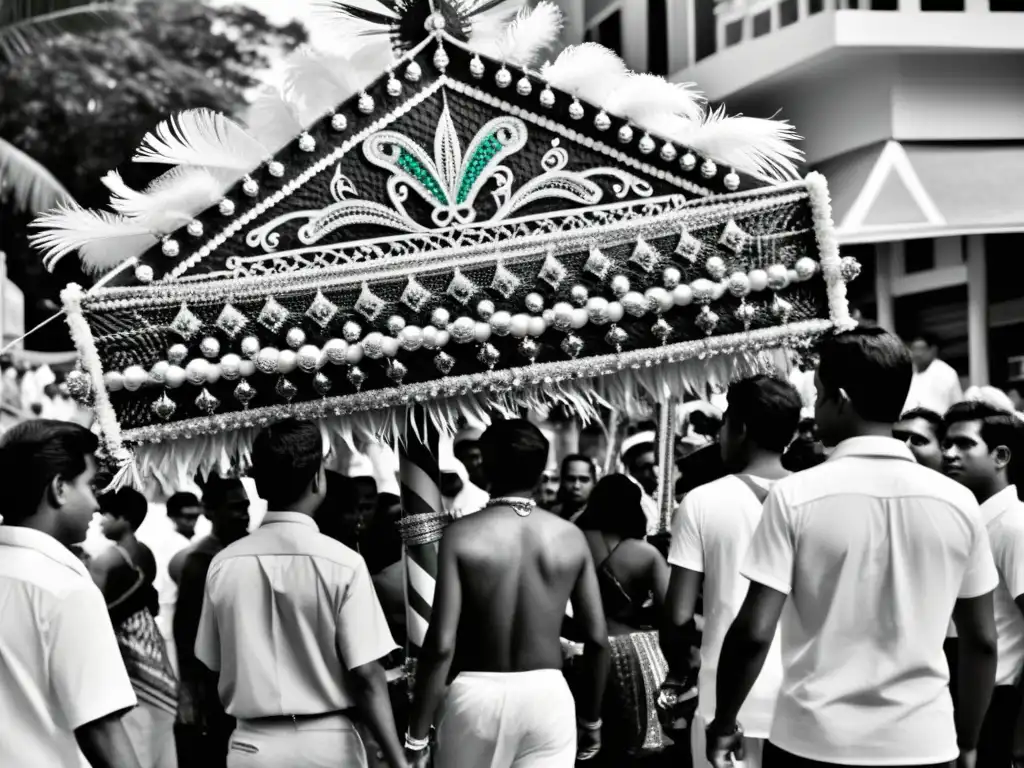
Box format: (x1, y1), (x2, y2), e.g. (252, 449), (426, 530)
(351, 660), (406, 768)
(952, 592), (997, 752)
(659, 565), (701, 678)
(569, 532), (610, 725)
(713, 582), (787, 727)
(75, 711), (141, 768)
(407, 531), (462, 742)
(88, 549), (120, 600)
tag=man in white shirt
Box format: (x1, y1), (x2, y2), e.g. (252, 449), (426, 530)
(0, 420), (141, 768)
(621, 431), (662, 536)
(195, 420), (405, 768)
(661, 375), (802, 768)
(943, 401), (1024, 768)
(706, 327), (999, 768)
(904, 332), (964, 416)
(893, 407), (945, 472)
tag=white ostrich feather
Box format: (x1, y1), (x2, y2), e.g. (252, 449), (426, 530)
(30, 203), (158, 274)
(604, 73), (704, 125)
(468, 1), (562, 68)
(312, 0), (398, 42)
(467, 0), (524, 46)
(541, 43), (629, 106)
(243, 86), (304, 156)
(283, 47), (358, 125)
(133, 109), (266, 173)
(647, 107), (803, 181)
(102, 168), (225, 234)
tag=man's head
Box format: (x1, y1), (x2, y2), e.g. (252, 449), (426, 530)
(558, 454), (596, 508)
(351, 476), (378, 529)
(815, 328), (913, 447)
(453, 439), (485, 489)
(893, 408), (943, 471)
(250, 419), (326, 516)
(202, 475), (251, 544)
(0, 420), (100, 546)
(167, 491), (202, 539)
(719, 375), (802, 470)
(99, 488), (148, 541)
(622, 434), (658, 496)
(942, 401), (1021, 500)
(478, 419), (550, 495)
(908, 332), (939, 373)
(577, 423), (608, 466)
(536, 468), (560, 506)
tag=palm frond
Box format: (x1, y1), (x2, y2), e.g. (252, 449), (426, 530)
(0, 1), (131, 64)
(0, 137), (74, 213)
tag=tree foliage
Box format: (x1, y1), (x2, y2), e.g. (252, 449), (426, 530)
(0, 0), (307, 349)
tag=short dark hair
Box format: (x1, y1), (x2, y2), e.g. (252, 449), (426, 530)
(561, 454), (595, 479)
(899, 407), (942, 428)
(575, 474), (646, 539)
(726, 375), (803, 453)
(943, 401), (1022, 456)
(453, 440), (480, 459)
(479, 419), (549, 493)
(250, 420), (323, 509)
(910, 331), (939, 348)
(622, 441), (656, 469)
(818, 327), (913, 423)
(99, 488), (148, 531)
(0, 420), (99, 525)
(167, 492), (200, 518)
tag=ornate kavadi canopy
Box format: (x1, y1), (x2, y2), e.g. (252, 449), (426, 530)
(33, 0), (858, 489)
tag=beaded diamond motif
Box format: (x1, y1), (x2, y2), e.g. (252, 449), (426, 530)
(400, 277), (432, 312)
(719, 219), (751, 254)
(584, 248), (612, 280)
(490, 263), (521, 299)
(629, 238), (660, 273)
(447, 269), (478, 305)
(306, 291), (340, 328)
(215, 303), (249, 339)
(169, 303), (203, 341)
(537, 253), (568, 290)
(257, 298), (290, 333)
(675, 230), (702, 262)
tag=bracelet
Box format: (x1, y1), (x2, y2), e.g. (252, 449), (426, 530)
(404, 733), (430, 751)
(578, 718), (603, 731)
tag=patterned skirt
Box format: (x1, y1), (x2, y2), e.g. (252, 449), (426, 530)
(116, 608), (180, 716)
(606, 631), (670, 756)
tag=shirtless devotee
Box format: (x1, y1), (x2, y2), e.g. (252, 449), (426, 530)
(405, 418), (610, 768)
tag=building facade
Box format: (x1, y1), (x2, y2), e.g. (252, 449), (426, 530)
(573, 0), (1024, 389)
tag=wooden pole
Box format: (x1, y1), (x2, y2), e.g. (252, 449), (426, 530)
(655, 399), (677, 533)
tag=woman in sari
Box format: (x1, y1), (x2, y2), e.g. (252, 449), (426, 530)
(572, 474), (671, 763)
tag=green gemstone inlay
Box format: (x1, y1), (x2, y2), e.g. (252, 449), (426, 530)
(457, 133), (502, 205)
(398, 150), (448, 205)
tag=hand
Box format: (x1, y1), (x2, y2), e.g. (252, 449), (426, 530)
(404, 746), (430, 768)
(706, 719), (744, 768)
(576, 727), (601, 762)
(956, 748), (976, 768)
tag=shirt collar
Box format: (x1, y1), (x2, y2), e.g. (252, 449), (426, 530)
(981, 485), (1021, 526)
(828, 436), (916, 463)
(0, 526), (91, 579)
(259, 511), (319, 531)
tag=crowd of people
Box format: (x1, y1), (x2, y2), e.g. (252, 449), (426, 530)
(3, 326), (1024, 768)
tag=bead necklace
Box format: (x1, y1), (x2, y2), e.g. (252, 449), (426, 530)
(485, 496), (537, 517)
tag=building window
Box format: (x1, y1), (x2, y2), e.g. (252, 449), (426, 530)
(725, 19), (743, 46)
(904, 239), (935, 274)
(990, 0), (1018, 9)
(871, 0), (898, 8)
(809, 0), (824, 13)
(647, 0), (668, 75)
(780, 0), (799, 26)
(753, 9), (772, 37)
(922, 0), (964, 8)
(695, 0), (717, 61)
(586, 8), (623, 56)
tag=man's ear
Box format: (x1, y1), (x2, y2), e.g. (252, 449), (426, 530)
(48, 475), (67, 509)
(994, 445), (1012, 471)
(837, 387), (852, 412)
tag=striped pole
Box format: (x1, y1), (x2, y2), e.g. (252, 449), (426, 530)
(398, 414), (443, 679)
(655, 399), (678, 533)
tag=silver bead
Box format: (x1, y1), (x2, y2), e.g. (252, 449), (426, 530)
(298, 132), (316, 152)
(386, 76), (402, 97)
(152, 393), (176, 421)
(347, 366), (367, 391)
(161, 238), (180, 257)
(433, 45), (449, 72)
(660, 143), (678, 162)
(476, 300), (495, 320)
(275, 377), (298, 402)
(618, 125), (634, 144)
(200, 337), (221, 359)
(663, 267), (681, 289)
(240, 336), (260, 360)
(234, 379), (256, 408)
(470, 55), (485, 78)
(724, 171), (741, 191)
(285, 327), (307, 349)
(841, 256), (862, 282)
(638, 133), (656, 154)
(168, 343), (188, 365)
(561, 334), (584, 359)
(610, 275), (631, 297)
(434, 352), (455, 374)
(387, 360), (408, 383)
(680, 153), (697, 172)
(358, 92), (374, 114)
(495, 67), (512, 88)
(426, 11), (446, 31)
(218, 198), (235, 216)
(794, 257), (818, 281)
(477, 343), (500, 370)
(342, 321), (362, 343)
(331, 113), (348, 131)
(430, 307), (451, 329)
(594, 111), (611, 131)
(186, 220), (204, 237)
(405, 62), (422, 83)
(539, 87), (555, 108)
(135, 264), (154, 284)
(313, 372), (332, 396)
(705, 255), (727, 280)
(242, 177), (259, 197)
(387, 315), (407, 334)
(516, 77), (532, 96)
(569, 99), (584, 120)
(700, 158), (717, 178)
(570, 285), (589, 307)
(519, 338), (539, 362)
(267, 161), (285, 178)
(524, 292), (544, 314)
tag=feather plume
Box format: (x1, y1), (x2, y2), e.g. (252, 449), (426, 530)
(102, 168), (224, 234)
(30, 203), (158, 274)
(313, 0), (399, 40)
(648, 107), (803, 181)
(283, 47), (357, 125)
(604, 73), (704, 125)
(243, 86), (304, 156)
(468, 1), (562, 68)
(466, 0), (523, 44)
(541, 43), (630, 106)
(133, 109), (266, 174)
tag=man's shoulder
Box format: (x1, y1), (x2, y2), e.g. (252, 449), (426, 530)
(684, 474), (748, 509)
(0, 548), (100, 604)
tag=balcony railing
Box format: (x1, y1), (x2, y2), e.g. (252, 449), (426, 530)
(713, 0), (1016, 54)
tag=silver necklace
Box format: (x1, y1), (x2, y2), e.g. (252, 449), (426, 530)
(486, 496), (537, 517)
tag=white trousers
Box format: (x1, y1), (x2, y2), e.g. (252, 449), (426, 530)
(435, 670), (577, 768)
(122, 701), (178, 768)
(691, 713), (765, 768)
(226, 713), (368, 768)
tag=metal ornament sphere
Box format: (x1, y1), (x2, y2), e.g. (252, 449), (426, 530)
(569, 285), (589, 307)
(431, 307), (451, 329)
(242, 177), (259, 197)
(186, 220), (204, 237)
(524, 292), (544, 314)
(285, 327), (307, 349)
(405, 62), (422, 83)
(298, 132), (317, 151)
(219, 354), (242, 380)
(267, 161), (285, 178)
(539, 87), (555, 108)
(705, 255), (728, 280)
(516, 77), (532, 96)
(386, 76), (402, 97)
(135, 264), (154, 284)
(594, 111), (611, 131)
(342, 321), (363, 343)
(727, 272), (752, 298)
(469, 55), (485, 78)
(199, 337), (221, 359)
(168, 343), (189, 365)
(794, 257), (818, 281)
(569, 99), (584, 120)
(663, 266), (681, 289)
(476, 300), (495, 321)
(358, 92), (374, 114)
(766, 264), (790, 291)
(297, 345), (321, 373)
(387, 315), (407, 334)
(660, 143), (678, 162)
(161, 238), (180, 258)
(240, 336), (260, 360)
(700, 159), (717, 178)
(331, 113), (348, 131)
(323, 338), (348, 364)
(680, 153), (697, 172)
(841, 256), (862, 282)
(638, 133), (656, 155)
(218, 198), (236, 216)
(618, 125), (634, 144)
(724, 171), (741, 191)
(610, 275), (631, 297)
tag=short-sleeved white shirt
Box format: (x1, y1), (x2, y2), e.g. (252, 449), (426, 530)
(196, 511), (398, 719)
(668, 474), (783, 738)
(981, 485), (1024, 687)
(0, 526), (137, 768)
(742, 436), (998, 765)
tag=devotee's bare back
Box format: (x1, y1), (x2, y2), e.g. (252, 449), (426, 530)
(450, 508), (587, 674)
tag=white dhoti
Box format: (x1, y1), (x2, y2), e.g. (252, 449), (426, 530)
(435, 669), (576, 768)
(226, 713), (368, 768)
